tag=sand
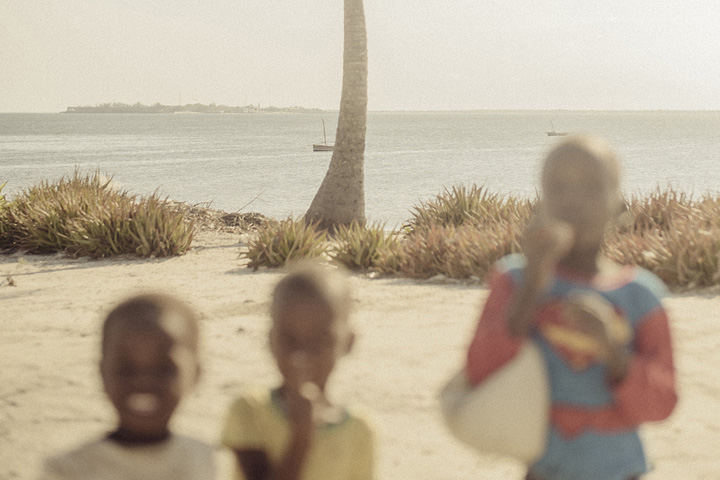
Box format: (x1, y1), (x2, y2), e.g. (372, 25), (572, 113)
(1, 229), (719, 479)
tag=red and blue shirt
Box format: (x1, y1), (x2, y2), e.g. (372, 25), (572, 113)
(466, 254), (677, 480)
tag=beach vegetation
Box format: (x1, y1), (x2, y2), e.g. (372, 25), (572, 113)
(617, 187), (692, 233)
(394, 184), (720, 288)
(329, 221), (400, 271)
(0, 181), (8, 246)
(244, 218), (328, 270)
(0, 172), (193, 258)
(388, 222), (523, 280)
(245, 184), (720, 289)
(3, 173), (719, 289)
(605, 190), (720, 289)
(386, 185), (529, 280)
(407, 184), (534, 232)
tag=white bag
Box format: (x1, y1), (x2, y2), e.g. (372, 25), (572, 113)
(438, 340), (550, 465)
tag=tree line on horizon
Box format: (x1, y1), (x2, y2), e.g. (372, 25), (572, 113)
(64, 102), (326, 114)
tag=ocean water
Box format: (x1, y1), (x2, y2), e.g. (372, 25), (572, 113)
(1, 111), (719, 227)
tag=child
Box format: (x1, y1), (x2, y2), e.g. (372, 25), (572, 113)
(222, 262), (375, 480)
(465, 135), (677, 480)
(41, 293), (217, 480)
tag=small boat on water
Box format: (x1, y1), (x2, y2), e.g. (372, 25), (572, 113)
(547, 121), (568, 137)
(313, 119), (334, 152)
(313, 143), (334, 152)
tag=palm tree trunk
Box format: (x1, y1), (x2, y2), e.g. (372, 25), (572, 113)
(305, 0), (368, 230)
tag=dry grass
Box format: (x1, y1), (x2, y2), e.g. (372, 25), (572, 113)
(329, 221), (400, 271)
(391, 185), (530, 280)
(389, 222), (522, 280)
(0, 175), (274, 259)
(168, 201), (273, 233)
(407, 184), (534, 232)
(606, 190), (720, 289)
(243, 218), (328, 270)
(240, 184), (720, 289)
(0, 172), (193, 258)
(3, 176), (718, 289)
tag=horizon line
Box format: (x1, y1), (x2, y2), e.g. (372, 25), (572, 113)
(3, 107), (720, 114)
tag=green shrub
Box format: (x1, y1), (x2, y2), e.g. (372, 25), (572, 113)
(329, 221), (400, 271)
(0, 182), (8, 248)
(407, 184), (534, 232)
(620, 187), (694, 233)
(0, 172), (193, 258)
(606, 190), (720, 288)
(392, 222), (523, 280)
(65, 195), (194, 258)
(694, 194), (720, 230)
(400, 184), (720, 287)
(398, 184), (531, 280)
(244, 218), (328, 270)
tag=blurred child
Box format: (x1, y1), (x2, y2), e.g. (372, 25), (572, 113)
(222, 262), (375, 480)
(41, 293), (217, 480)
(466, 135), (677, 480)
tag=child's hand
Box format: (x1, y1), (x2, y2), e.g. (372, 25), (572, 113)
(286, 353), (344, 432)
(507, 207), (574, 337)
(523, 209), (574, 290)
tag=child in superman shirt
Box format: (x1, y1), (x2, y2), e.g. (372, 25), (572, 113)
(466, 135), (677, 480)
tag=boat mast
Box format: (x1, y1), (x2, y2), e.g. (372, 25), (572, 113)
(322, 119), (328, 145)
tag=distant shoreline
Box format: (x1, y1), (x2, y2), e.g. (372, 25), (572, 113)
(23, 107), (719, 115)
(63, 103), (329, 114)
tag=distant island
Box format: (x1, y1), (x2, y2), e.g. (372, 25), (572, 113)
(64, 102), (328, 114)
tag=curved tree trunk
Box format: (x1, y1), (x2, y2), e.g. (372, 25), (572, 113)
(305, 0), (367, 230)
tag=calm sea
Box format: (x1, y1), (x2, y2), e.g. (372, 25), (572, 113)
(1, 111), (719, 227)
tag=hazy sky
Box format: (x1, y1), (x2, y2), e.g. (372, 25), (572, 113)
(2, 0), (720, 112)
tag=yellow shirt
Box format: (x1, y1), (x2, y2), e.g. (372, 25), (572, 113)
(222, 387), (375, 480)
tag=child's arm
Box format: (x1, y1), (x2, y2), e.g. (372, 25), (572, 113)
(234, 373), (316, 480)
(234, 437), (311, 480)
(265, 385), (314, 480)
(232, 428), (312, 480)
(611, 306), (677, 422)
(466, 268), (523, 385)
(233, 449), (271, 480)
(224, 390), (312, 480)
(507, 216), (573, 336)
(466, 218), (573, 385)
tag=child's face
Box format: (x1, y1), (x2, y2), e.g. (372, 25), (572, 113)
(542, 153), (621, 249)
(100, 324), (199, 441)
(271, 298), (351, 392)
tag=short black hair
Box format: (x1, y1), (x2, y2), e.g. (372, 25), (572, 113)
(102, 293), (200, 354)
(271, 262), (351, 326)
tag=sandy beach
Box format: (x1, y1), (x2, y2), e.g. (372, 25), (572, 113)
(1, 229), (719, 479)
